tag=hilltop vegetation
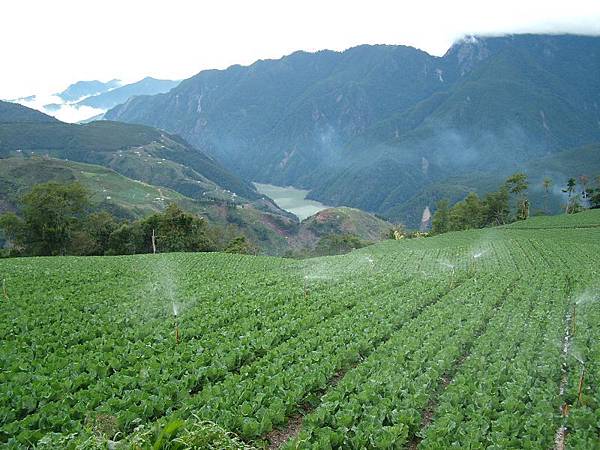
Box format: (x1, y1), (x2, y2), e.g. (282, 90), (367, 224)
(1, 210), (599, 448)
(0, 157), (194, 217)
(105, 34), (600, 225)
(0, 160), (396, 258)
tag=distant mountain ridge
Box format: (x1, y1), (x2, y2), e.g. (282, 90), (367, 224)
(75, 77), (179, 109)
(105, 34), (600, 225)
(56, 79), (122, 102)
(6, 77), (180, 124)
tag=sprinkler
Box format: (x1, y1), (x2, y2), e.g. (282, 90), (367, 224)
(2, 279), (7, 300)
(172, 302), (180, 345)
(577, 364), (586, 406)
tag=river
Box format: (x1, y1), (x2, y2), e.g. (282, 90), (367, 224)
(253, 183), (331, 221)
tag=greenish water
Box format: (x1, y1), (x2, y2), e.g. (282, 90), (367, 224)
(254, 182), (331, 221)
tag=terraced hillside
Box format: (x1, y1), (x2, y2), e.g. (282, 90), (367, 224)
(1, 210), (599, 448)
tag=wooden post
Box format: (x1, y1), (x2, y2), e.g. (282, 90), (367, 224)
(577, 366), (586, 405)
(151, 229), (157, 254)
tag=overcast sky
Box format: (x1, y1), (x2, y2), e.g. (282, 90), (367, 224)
(2, 0), (600, 98)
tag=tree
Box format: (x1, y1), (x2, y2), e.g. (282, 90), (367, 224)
(563, 178), (577, 214)
(482, 186), (510, 226)
(542, 177), (553, 214)
(21, 182), (89, 255)
(431, 200), (450, 235)
(579, 175), (590, 208)
(506, 172), (529, 220)
(106, 222), (144, 255)
(0, 213), (27, 255)
(141, 204), (215, 253)
(448, 193), (483, 231)
(224, 236), (256, 255)
(314, 234), (368, 256)
(590, 175), (600, 209)
(70, 212), (118, 255)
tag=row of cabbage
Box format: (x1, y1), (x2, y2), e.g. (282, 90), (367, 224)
(0, 245), (450, 445)
(2, 222), (599, 448)
(285, 271), (516, 448)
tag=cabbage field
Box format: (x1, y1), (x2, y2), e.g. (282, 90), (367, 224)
(1, 210), (599, 449)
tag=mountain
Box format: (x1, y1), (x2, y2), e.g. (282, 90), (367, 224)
(0, 101), (312, 253)
(0, 101), (258, 201)
(76, 77), (179, 110)
(56, 79), (121, 102)
(0, 102), (393, 253)
(0, 101), (59, 123)
(291, 206), (392, 249)
(0, 156), (190, 217)
(105, 34), (600, 226)
(0, 156), (303, 254)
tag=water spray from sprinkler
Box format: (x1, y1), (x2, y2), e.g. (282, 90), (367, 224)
(473, 251), (486, 259)
(303, 275), (309, 300)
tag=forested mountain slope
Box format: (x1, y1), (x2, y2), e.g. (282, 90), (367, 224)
(105, 34), (600, 225)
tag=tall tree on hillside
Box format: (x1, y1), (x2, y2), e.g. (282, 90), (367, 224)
(0, 213), (27, 254)
(542, 177), (553, 215)
(482, 186), (510, 226)
(448, 193), (484, 231)
(590, 175), (600, 209)
(142, 204), (214, 253)
(431, 200), (450, 235)
(506, 172), (529, 220)
(21, 182), (89, 255)
(563, 178), (577, 214)
(579, 175), (590, 208)
(70, 211), (119, 256)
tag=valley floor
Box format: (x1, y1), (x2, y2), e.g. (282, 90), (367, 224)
(1, 211), (600, 449)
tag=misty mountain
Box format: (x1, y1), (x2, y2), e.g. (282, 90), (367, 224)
(76, 77), (180, 110)
(0, 100), (258, 202)
(0, 101), (393, 254)
(105, 34), (600, 225)
(56, 79), (122, 102)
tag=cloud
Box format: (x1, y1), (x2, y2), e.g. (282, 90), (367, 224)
(1, 0), (599, 99)
(12, 93), (106, 123)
